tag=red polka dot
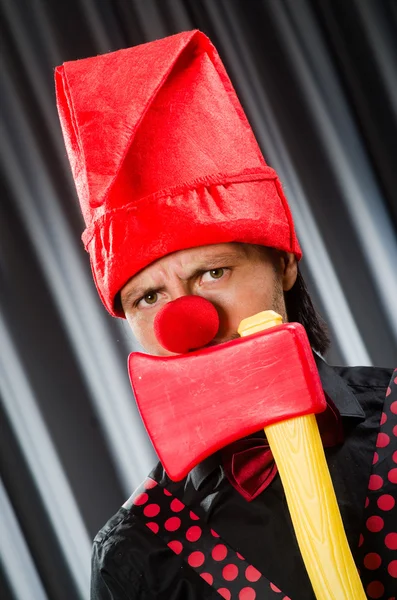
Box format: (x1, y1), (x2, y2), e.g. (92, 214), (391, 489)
(239, 587), (256, 600)
(377, 494), (395, 511)
(393, 451), (397, 464)
(223, 564), (238, 581)
(391, 400), (397, 414)
(373, 452), (379, 465)
(380, 412), (387, 425)
(165, 516), (181, 531)
(164, 488), (172, 496)
(246, 565), (261, 582)
(200, 572), (213, 585)
(388, 468), (397, 483)
(393, 424), (397, 437)
(212, 544), (228, 561)
(376, 432), (390, 448)
(366, 516), (384, 532)
(364, 553), (382, 570)
(369, 475), (384, 491)
(167, 540), (183, 554)
(146, 522), (159, 533)
(190, 511), (200, 520)
(187, 551), (205, 567)
(186, 525), (202, 542)
(170, 498), (184, 512)
(282, 597), (291, 600)
(359, 534), (364, 547)
(143, 503), (160, 517)
(270, 582), (281, 592)
(385, 533), (397, 550)
(388, 560), (397, 578)
(218, 589), (231, 600)
(366, 581), (385, 599)
(237, 552), (245, 560)
(365, 497), (370, 508)
(133, 492), (148, 506)
(211, 529), (220, 538)
(387, 387), (391, 397)
(144, 478), (157, 489)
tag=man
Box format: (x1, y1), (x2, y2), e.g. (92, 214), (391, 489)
(55, 30), (395, 599)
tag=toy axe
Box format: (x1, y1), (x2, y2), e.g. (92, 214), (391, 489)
(128, 296), (365, 599)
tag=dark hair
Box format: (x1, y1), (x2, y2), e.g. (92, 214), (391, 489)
(114, 291), (122, 315)
(251, 245), (330, 356)
(284, 265), (330, 356)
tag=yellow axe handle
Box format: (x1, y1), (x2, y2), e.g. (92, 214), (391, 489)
(238, 311), (365, 599)
(265, 414), (365, 599)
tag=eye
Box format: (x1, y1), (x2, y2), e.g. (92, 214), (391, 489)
(209, 268), (224, 279)
(201, 268), (226, 283)
(139, 292), (158, 306)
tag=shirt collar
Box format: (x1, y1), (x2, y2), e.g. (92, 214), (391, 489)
(189, 354), (365, 491)
(314, 354), (365, 419)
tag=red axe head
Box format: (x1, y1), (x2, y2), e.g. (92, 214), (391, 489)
(128, 297), (326, 480)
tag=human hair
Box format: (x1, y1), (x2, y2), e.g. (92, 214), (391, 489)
(283, 265), (330, 356)
(250, 244), (330, 356)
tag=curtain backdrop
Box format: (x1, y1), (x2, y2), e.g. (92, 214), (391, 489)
(1, 1), (396, 598)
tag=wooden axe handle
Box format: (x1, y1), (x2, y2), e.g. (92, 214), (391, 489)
(239, 312), (365, 599)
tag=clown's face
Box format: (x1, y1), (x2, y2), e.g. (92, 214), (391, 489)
(120, 243), (297, 356)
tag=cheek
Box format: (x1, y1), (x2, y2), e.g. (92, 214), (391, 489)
(126, 312), (178, 356)
(215, 277), (282, 333)
(126, 312), (157, 349)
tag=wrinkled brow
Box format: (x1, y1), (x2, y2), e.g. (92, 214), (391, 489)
(121, 251), (244, 307)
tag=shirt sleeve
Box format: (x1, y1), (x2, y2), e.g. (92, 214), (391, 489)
(90, 539), (142, 600)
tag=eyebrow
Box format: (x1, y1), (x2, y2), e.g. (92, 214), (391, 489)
(121, 251), (242, 308)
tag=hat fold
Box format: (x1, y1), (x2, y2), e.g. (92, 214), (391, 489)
(56, 31), (206, 217)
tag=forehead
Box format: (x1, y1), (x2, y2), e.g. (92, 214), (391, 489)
(120, 243), (259, 296)
(151, 242), (250, 269)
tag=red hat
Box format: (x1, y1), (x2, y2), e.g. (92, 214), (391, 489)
(55, 30), (301, 317)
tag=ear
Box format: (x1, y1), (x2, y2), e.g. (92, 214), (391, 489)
(280, 252), (298, 292)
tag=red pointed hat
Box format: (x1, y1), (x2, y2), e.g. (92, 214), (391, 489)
(55, 30), (301, 317)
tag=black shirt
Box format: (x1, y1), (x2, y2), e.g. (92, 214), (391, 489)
(91, 360), (393, 599)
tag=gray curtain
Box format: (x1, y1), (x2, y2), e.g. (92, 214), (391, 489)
(1, 1), (396, 598)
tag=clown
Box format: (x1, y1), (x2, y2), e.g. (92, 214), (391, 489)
(55, 31), (396, 600)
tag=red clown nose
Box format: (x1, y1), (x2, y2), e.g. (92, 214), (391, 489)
(154, 296), (219, 354)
